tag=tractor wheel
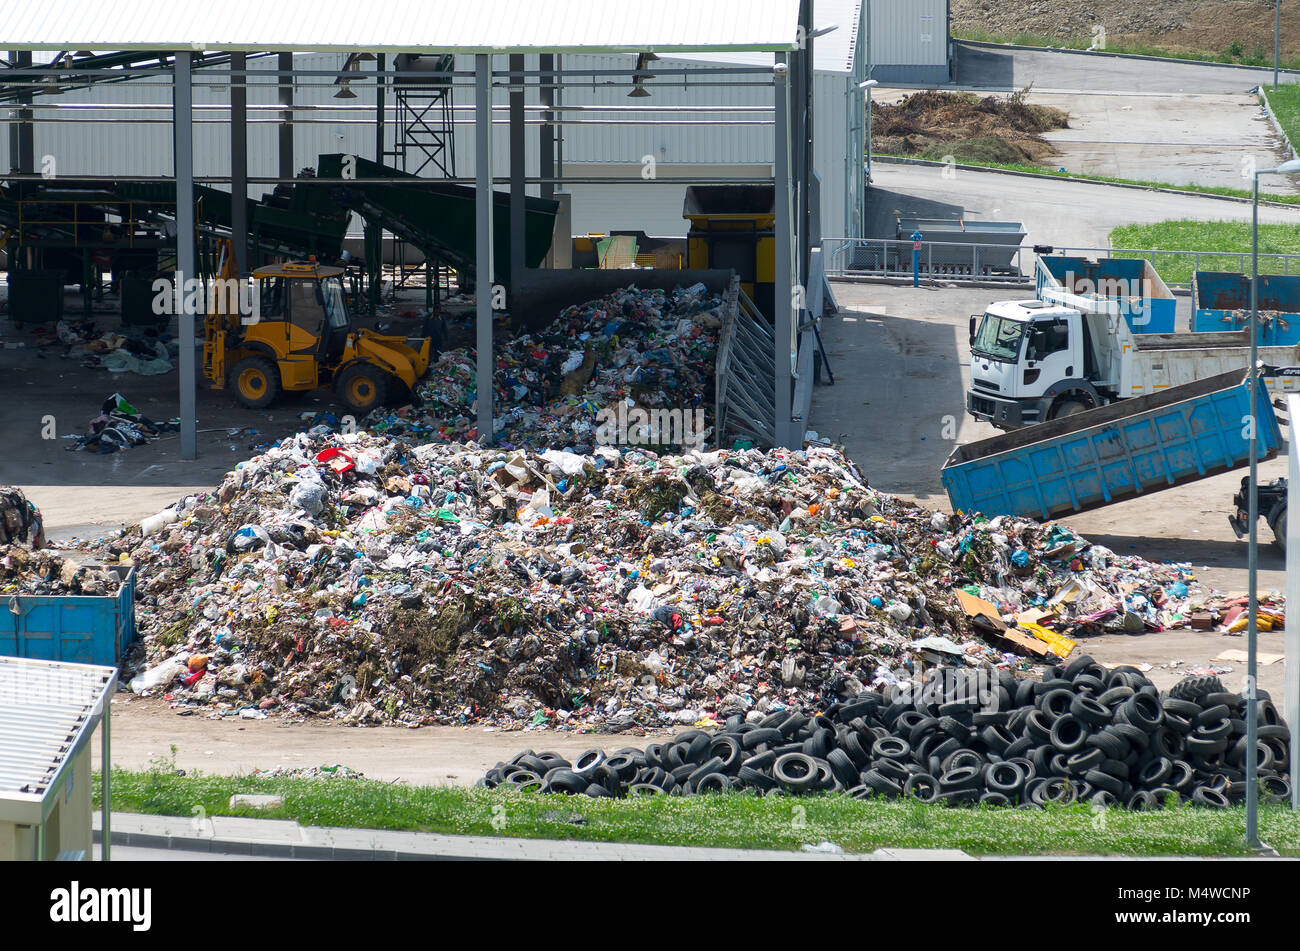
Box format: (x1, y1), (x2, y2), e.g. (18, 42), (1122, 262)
(1272, 508), (1287, 553)
(336, 363), (389, 415)
(230, 356), (280, 409)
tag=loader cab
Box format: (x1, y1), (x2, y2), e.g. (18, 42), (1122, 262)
(253, 262), (351, 360)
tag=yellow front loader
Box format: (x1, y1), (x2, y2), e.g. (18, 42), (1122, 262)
(203, 240), (432, 415)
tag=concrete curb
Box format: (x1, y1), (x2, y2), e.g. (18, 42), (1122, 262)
(873, 155), (1300, 210)
(1259, 86), (1299, 162)
(92, 812), (973, 861)
(956, 38), (1300, 77)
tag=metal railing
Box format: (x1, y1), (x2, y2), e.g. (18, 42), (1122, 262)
(715, 277), (776, 449)
(823, 237), (1300, 289)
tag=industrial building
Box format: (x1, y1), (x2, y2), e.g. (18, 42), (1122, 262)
(868, 0), (952, 84)
(3, 3), (867, 243)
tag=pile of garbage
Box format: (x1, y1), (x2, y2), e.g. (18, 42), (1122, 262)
(66, 393), (180, 453)
(481, 667), (1293, 809)
(365, 283), (722, 452)
(105, 429), (1244, 729)
(0, 546), (121, 596)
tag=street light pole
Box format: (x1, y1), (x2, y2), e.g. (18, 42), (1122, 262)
(1248, 157), (1300, 849)
(1249, 168), (1262, 850)
(1275, 0), (1281, 91)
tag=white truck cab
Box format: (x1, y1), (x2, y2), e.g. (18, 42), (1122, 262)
(967, 291), (1300, 430)
(967, 299), (1106, 428)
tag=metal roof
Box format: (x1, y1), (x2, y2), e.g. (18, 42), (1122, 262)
(0, 657), (116, 824)
(0, 0), (803, 54)
(677, 0), (862, 74)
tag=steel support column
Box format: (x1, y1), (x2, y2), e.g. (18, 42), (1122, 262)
(773, 53), (796, 449)
(174, 52), (197, 460)
(100, 697), (111, 861)
(476, 55), (495, 445)
(230, 52), (248, 276)
(277, 52), (293, 180)
(539, 54), (555, 202)
(510, 54), (526, 293)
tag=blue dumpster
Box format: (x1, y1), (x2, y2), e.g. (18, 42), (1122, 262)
(0, 566), (136, 666)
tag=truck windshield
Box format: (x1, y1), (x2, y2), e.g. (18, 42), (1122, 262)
(971, 313), (1026, 362)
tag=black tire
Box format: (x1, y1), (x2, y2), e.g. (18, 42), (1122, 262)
(1050, 714), (1088, 754)
(1161, 697), (1201, 717)
(573, 749), (607, 774)
(826, 748), (859, 787)
(872, 736), (912, 760)
(1098, 686), (1135, 707)
(1167, 674), (1225, 703)
(584, 782), (613, 798)
(1192, 786), (1230, 808)
(908, 717), (940, 746)
(860, 768), (903, 797)
(686, 756), (725, 788)
(1024, 710), (1053, 744)
(736, 766), (777, 791)
(628, 783), (665, 796)
(1070, 694), (1111, 727)
(937, 716), (972, 743)
(1038, 688), (1075, 722)
(903, 773), (939, 802)
(840, 731), (871, 769)
(547, 770), (588, 795)
(335, 362), (390, 415)
(939, 765), (983, 792)
(230, 355), (281, 409)
(1193, 704), (1231, 728)
(1085, 727), (1129, 760)
(1065, 748), (1105, 775)
(694, 773), (730, 794)
(709, 736), (743, 773)
(772, 752), (819, 793)
(1049, 398), (1091, 420)
(985, 761), (1026, 796)
(1120, 694), (1164, 732)
(741, 728), (783, 750)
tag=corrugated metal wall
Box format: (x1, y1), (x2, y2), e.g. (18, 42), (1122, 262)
(869, 0), (948, 68)
(3, 49), (858, 239)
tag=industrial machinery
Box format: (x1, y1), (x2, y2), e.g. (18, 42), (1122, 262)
(203, 241), (433, 414)
(1230, 477), (1289, 552)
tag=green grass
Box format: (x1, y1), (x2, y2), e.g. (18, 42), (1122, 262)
(952, 27), (1300, 70)
(97, 768), (1300, 856)
(1265, 84), (1300, 153)
(1109, 220), (1300, 284)
(875, 153), (1300, 207)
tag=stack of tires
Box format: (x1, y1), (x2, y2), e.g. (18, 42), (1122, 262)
(482, 659), (1292, 809)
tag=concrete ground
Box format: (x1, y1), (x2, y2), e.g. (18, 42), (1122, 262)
(1035, 90), (1299, 195)
(867, 160), (1300, 251)
(812, 279), (1290, 707)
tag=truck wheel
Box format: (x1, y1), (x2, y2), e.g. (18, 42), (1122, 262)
(1272, 509), (1287, 552)
(230, 356), (280, 409)
(1049, 399), (1091, 420)
(336, 363), (389, 415)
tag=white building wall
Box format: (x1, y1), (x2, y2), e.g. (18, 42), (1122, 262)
(4, 42), (862, 240)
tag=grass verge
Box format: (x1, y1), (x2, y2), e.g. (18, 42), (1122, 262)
(98, 768), (1300, 856)
(875, 154), (1300, 207)
(952, 28), (1300, 71)
(1109, 220), (1300, 284)
(1265, 84), (1300, 153)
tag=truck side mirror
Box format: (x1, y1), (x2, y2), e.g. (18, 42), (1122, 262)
(969, 315), (978, 344)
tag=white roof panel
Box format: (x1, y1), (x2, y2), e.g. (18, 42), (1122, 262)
(0, 0), (803, 54)
(0, 657), (116, 821)
(676, 0), (862, 73)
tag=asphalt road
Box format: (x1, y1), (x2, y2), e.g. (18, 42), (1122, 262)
(867, 162), (1300, 249)
(952, 41), (1286, 94)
